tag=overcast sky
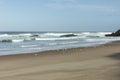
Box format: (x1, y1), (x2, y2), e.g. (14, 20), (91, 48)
(0, 0), (120, 32)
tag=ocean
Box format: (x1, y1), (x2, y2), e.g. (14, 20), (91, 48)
(0, 32), (120, 56)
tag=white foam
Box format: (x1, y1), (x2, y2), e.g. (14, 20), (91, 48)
(60, 41), (79, 45)
(81, 32), (91, 35)
(0, 34), (9, 37)
(86, 37), (120, 42)
(0, 39), (24, 43)
(35, 37), (79, 41)
(41, 33), (73, 37)
(79, 32), (112, 37)
(12, 39), (24, 43)
(27, 48), (41, 50)
(18, 33), (32, 36)
(48, 43), (57, 45)
(21, 45), (38, 48)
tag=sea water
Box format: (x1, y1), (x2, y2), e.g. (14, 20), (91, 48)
(0, 32), (120, 56)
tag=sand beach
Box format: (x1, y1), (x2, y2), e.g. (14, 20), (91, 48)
(0, 41), (120, 80)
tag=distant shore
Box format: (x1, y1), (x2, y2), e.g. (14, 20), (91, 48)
(0, 41), (120, 80)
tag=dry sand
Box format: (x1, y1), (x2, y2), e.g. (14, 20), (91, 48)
(0, 41), (120, 80)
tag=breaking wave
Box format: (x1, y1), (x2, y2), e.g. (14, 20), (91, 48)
(0, 31), (120, 56)
(0, 32), (114, 43)
(0, 39), (24, 43)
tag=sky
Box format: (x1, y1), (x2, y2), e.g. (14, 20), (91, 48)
(0, 0), (120, 32)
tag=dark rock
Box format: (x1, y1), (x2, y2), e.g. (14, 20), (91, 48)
(60, 34), (77, 37)
(1, 39), (12, 43)
(30, 34), (40, 37)
(105, 29), (120, 37)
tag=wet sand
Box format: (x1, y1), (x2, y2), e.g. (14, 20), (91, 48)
(0, 41), (120, 80)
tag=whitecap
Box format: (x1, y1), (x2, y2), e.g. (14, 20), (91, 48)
(0, 34), (9, 37)
(18, 33), (32, 36)
(12, 39), (24, 43)
(35, 37), (79, 41)
(41, 33), (73, 37)
(0, 39), (24, 43)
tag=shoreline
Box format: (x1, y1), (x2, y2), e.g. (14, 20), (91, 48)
(0, 41), (118, 57)
(0, 41), (120, 80)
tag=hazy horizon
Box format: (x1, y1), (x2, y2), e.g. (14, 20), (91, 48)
(0, 29), (115, 32)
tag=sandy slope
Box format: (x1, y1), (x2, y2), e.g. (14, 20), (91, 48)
(0, 42), (120, 80)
